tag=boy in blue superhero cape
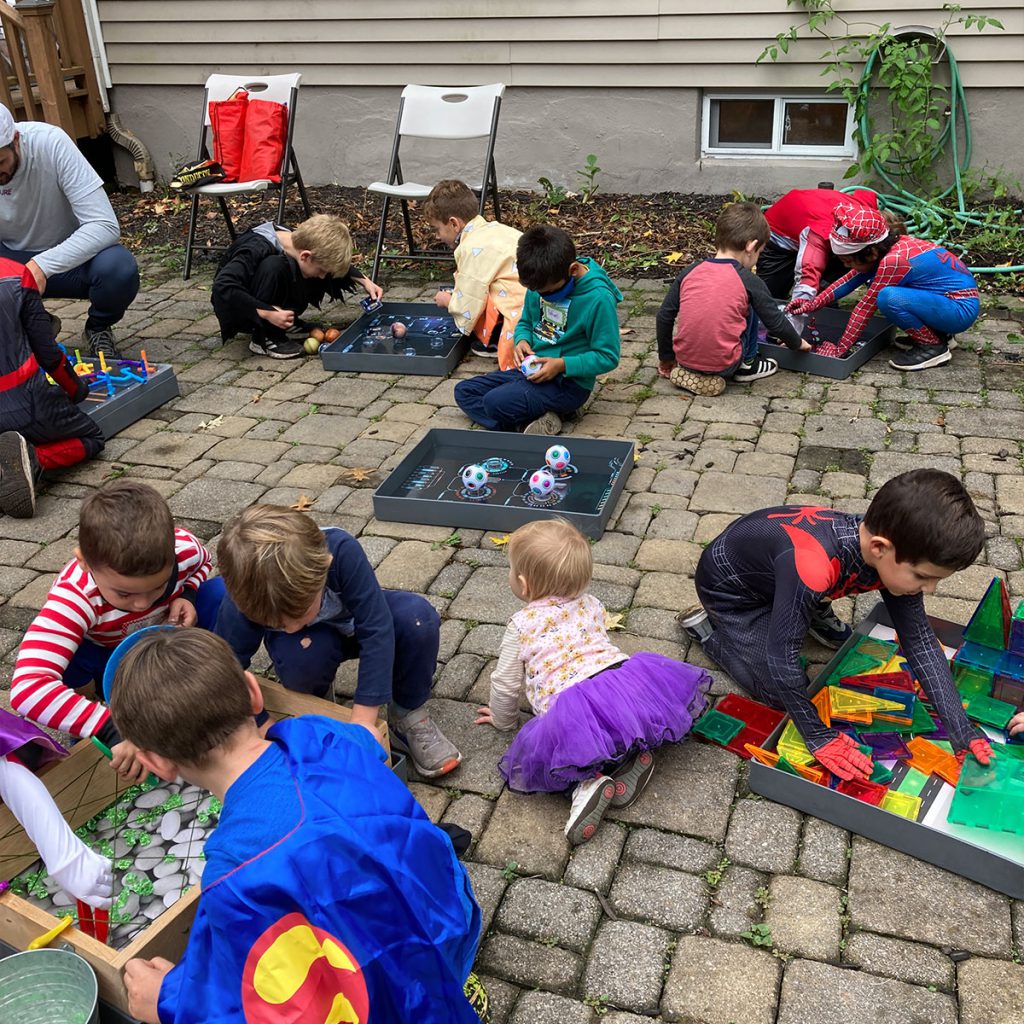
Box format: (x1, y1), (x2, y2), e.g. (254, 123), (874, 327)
(116, 627), (481, 1024)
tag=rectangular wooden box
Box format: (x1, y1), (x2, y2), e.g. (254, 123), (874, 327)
(0, 681), (388, 1014)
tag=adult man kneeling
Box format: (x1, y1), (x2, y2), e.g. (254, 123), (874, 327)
(0, 104), (139, 358)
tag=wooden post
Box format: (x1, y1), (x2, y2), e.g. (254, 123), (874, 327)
(0, 2), (40, 122)
(17, 0), (74, 135)
(52, 0), (105, 137)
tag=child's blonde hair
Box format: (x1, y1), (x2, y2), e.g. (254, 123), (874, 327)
(217, 504), (333, 627)
(508, 518), (592, 601)
(290, 214), (353, 276)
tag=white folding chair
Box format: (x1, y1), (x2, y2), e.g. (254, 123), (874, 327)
(183, 72), (312, 280)
(368, 83), (506, 281)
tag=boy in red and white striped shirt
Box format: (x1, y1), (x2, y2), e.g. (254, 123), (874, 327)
(11, 481), (224, 781)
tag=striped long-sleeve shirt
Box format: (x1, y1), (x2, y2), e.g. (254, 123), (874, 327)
(11, 529), (211, 739)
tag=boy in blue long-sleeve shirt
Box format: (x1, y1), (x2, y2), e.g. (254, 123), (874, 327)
(214, 504), (461, 777)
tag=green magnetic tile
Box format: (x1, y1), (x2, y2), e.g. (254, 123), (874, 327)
(854, 636), (899, 661)
(947, 755), (1024, 834)
(996, 742), (1024, 761)
(858, 699), (937, 735)
(962, 577), (1011, 651)
(693, 709), (745, 745)
(954, 664), (994, 697)
(776, 755), (800, 777)
(963, 694), (1015, 729)
(825, 650), (885, 685)
(932, 740), (954, 755)
(869, 762), (894, 785)
(899, 767), (931, 797)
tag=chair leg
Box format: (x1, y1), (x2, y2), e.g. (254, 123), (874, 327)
(488, 159), (502, 222)
(292, 156), (313, 218)
(276, 179), (287, 228)
(183, 192), (201, 280)
(399, 199), (417, 257)
(371, 194), (392, 283)
(219, 197), (237, 241)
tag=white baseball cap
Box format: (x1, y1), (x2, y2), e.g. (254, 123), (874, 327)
(0, 104), (15, 147)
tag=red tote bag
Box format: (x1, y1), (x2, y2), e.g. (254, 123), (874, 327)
(209, 88), (248, 183)
(238, 99), (288, 183)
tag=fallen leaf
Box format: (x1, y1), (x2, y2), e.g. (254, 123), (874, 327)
(619, 327), (635, 337)
(196, 414), (224, 432)
(290, 494), (313, 511)
(604, 611), (625, 631)
(935, 415), (946, 427)
(665, 251), (685, 264)
(489, 534), (511, 547)
(250, 393), (262, 403)
(342, 467), (375, 483)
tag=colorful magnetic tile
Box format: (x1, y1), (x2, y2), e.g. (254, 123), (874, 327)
(997, 650), (1024, 682)
(905, 736), (957, 778)
(693, 708), (745, 745)
(881, 789), (922, 821)
(947, 755), (1024, 835)
(715, 694), (786, 759)
(962, 576), (1011, 651)
(852, 636), (899, 661)
(836, 777), (888, 806)
(776, 721), (816, 766)
(776, 755), (800, 777)
(873, 688), (917, 725)
(811, 687), (831, 728)
(934, 759), (961, 788)
(828, 686), (904, 715)
(826, 650), (885, 684)
(998, 737), (1024, 757)
(743, 744), (824, 783)
(898, 767), (931, 797)
(840, 670), (915, 693)
(861, 732), (911, 760)
(868, 761), (894, 785)
(962, 693), (1015, 729)
(1009, 603), (1024, 657)
(954, 663), (995, 697)
(956, 641), (1005, 673)
(992, 675), (1024, 706)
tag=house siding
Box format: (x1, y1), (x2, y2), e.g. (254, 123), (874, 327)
(97, 1), (1024, 192)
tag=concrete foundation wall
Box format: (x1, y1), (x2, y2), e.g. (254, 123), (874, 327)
(110, 84), (1024, 198)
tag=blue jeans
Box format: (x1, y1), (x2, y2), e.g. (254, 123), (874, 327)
(454, 369), (591, 432)
(64, 577), (226, 689)
(0, 243), (140, 329)
(876, 287), (979, 338)
(265, 590), (439, 710)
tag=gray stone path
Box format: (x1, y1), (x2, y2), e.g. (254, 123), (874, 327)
(3, 257), (1024, 1022)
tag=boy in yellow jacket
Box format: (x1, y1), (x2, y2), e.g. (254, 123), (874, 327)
(425, 180), (525, 369)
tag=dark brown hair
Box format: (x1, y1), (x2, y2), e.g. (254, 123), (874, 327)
(78, 481), (175, 576)
(715, 201), (770, 251)
(423, 179), (479, 224)
(864, 468), (985, 569)
(110, 628), (253, 766)
(516, 225), (577, 291)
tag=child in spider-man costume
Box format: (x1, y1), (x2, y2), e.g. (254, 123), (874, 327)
(686, 469), (993, 781)
(787, 202), (979, 372)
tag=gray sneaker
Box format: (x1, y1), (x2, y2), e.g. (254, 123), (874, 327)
(391, 705), (462, 778)
(523, 411), (562, 435)
(0, 431), (39, 518)
(84, 325), (123, 361)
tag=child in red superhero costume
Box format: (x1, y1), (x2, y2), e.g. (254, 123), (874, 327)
(686, 469), (992, 781)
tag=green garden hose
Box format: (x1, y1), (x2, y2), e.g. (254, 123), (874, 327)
(842, 35), (1024, 273)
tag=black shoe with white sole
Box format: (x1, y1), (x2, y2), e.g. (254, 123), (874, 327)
(732, 355), (778, 383)
(0, 431), (39, 518)
(250, 331), (304, 360)
(888, 344), (951, 371)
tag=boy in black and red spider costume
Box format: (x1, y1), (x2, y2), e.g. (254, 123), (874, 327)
(787, 201), (979, 372)
(686, 469), (992, 781)
(0, 257), (103, 518)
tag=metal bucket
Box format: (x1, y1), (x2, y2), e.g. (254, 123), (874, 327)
(0, 947), (99, 1024)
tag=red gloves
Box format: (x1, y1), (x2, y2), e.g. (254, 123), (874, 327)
(814, 733), (873, 781)
(955, 737), (993, 767)
(786, 298), (816, 316)
(48, 358), (89, 404)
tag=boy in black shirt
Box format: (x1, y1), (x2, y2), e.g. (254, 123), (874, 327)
(687, 470), (993, 781)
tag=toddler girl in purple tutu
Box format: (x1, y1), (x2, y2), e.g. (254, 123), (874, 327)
(475, 519), (710, 844)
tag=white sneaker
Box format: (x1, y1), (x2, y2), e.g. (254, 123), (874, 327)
(564, 775), (614, 845)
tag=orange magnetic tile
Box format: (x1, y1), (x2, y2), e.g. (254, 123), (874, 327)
(904, 736), (954, 777)
(744, 743), (824, 783)
(831, 709), (873, 725)
(935, 759), (961, 787)
(812, 688), (831, 728)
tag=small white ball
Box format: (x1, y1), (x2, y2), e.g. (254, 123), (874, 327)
(529, 469), (556, 497)
(545, 445), (570, 471)
(461, 464), (489, 492)
(520, 354), (543, 377)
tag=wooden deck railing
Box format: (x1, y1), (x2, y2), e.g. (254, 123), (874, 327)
(0, 0), (104, 139)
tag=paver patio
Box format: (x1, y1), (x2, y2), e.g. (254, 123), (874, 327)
(3, 256), (1024, 1022)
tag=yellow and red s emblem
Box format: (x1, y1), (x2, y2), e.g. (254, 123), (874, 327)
(240, 913), (370, 1024)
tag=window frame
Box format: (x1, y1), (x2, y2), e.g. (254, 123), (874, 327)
(701, 93), (856, 159)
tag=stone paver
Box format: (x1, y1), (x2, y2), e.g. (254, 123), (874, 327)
(22, 269), (1024, 1024)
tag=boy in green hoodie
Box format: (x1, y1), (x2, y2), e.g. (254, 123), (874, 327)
(454, 225), (621, 435)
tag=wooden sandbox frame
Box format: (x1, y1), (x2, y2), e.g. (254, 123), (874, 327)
(0, 681), (389, 1013)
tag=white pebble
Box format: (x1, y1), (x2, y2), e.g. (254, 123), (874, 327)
(153, 860), (180, 879)
(143, 901), (164, 921)
(134, 847), (166, 871)
(153, 873), (186, 897)
(163, 890), (182, 909)
(159, 811), (181, 842)
(135, 790), (168, 809)
(172, 827), (204, 845)
(169, 840), (205, 859)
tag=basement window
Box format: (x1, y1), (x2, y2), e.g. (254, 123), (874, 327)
(702, 95), (855, 157)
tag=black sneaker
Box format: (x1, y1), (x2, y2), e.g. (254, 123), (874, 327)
(807, 604), (853, 650)
(892, 334), (956, 353)
(0, 431), (39, 518)
(733, 354), (778, 382)
(84, 325), (122, 361)
(249, 332), (304, 360)
(470, 338), (499, 358)
(888, 344), (951, 371)
(285, 319), (315, 341)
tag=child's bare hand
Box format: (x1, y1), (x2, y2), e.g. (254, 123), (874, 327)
(434, 289), (453, 308)
(110, 740), (148, 785)
(657, 359), (676, 379)
(474, 706), (496, 727)
(513, 340), (533, 368)
(259, 306), (295, 330)
(360, 278), (384, 302)
(799, 339), (813, 352)
(166, 597), (197, 627)
(124, 957), (174, 1024)
(1009, 711), (1024, 737)
(526, 356), (565, 383)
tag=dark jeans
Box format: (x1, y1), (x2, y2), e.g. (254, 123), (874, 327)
(454, 368), (591, 432)
(64, 577), (225, 688)
(0, 244), (140, 330)
(265, 590), (439, 710)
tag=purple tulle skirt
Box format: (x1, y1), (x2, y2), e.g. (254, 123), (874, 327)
(499, 652), (711, 793)
(0, 709), (66, 767)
